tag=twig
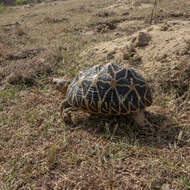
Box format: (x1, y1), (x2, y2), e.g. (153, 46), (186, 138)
(1, 22), (20, 27)
(150, 0), (158, 24)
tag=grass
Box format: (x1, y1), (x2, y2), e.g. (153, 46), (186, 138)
(0, 0), (190, 189)
(47, 144), (57, 168)
(182, 177), (190, 190)
(0, 88), (18, 104)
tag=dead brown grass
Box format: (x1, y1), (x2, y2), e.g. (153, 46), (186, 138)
(0, 0), (190, 189)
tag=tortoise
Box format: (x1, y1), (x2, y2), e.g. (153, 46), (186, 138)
(53, 63), (152, 126)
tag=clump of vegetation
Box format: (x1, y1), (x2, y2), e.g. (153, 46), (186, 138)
(159, 62), (190, 98)
(6, 71), (36, 87)
(16, 0), (28, 5)
(0, 3), (5, 13)
(6, 61), (53, 87)
(122, 45), (142, 65)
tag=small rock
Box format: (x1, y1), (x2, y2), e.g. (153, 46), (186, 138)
(107, 51), (116, 60)
(114, 32), (120, 36)
(24, 4), (34, 8)
(133, 32), (151, 47)
(122, 45), (142, 65)
(160, 22), (171, 31)
(161, 183), (170, 190)
(122, 11), (129, 16)
(15, 27), (25, 36)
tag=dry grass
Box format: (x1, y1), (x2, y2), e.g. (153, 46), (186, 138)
(0, 0), (190, 189)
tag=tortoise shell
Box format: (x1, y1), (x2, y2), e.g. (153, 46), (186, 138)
(66, 63), (152, 115)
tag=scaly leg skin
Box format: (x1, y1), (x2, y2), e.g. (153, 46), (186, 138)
(60, 100), (77, 124)
(60, 99), (71, 116)
(133, 111), (159, 130)
(133, 111), (145, 127)
(62, 108), (73, 124)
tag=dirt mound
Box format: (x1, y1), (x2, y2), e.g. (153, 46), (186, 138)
(83, 20), (190, 63)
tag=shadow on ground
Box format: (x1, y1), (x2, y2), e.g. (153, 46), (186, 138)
(64, 111), (185, 149)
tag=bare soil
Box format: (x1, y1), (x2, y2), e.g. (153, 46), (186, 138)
(0, 0), (190, 189)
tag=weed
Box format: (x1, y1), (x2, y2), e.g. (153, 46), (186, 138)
(182, 177), (190, 190)
(177, 177), (190, 190)
(69, 70), (78, 77)
(16, 0), (28, 5)
(0, 3), (5, 13)
(16, 129), (23, 137)
(47, 144), (57, 168)
(41, 120), (53, 137)
(0, 120), (6, 127)
(25, 110), (41, 128)
(61, 130), (67, 144)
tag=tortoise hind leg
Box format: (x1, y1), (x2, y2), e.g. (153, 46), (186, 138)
(132, 111), (145, 127)
(133, 110), (159, 129)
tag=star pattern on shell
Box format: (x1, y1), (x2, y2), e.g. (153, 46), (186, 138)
(65, 63), (152, 115)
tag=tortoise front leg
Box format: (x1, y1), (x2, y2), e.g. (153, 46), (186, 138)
(60, 99), (77, 124)
(60, 99), (72, 115)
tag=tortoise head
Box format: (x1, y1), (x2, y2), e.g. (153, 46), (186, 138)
(52, 78), (71, 96)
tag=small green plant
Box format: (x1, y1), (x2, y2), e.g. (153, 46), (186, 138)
(16, 0), (28, 5)
(182, 177), (190, 190)
(69, 70), (78, 77)
(47, 144), (57, 168)
(25, 110), (41, 128)
(0, 3), (5, 13)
